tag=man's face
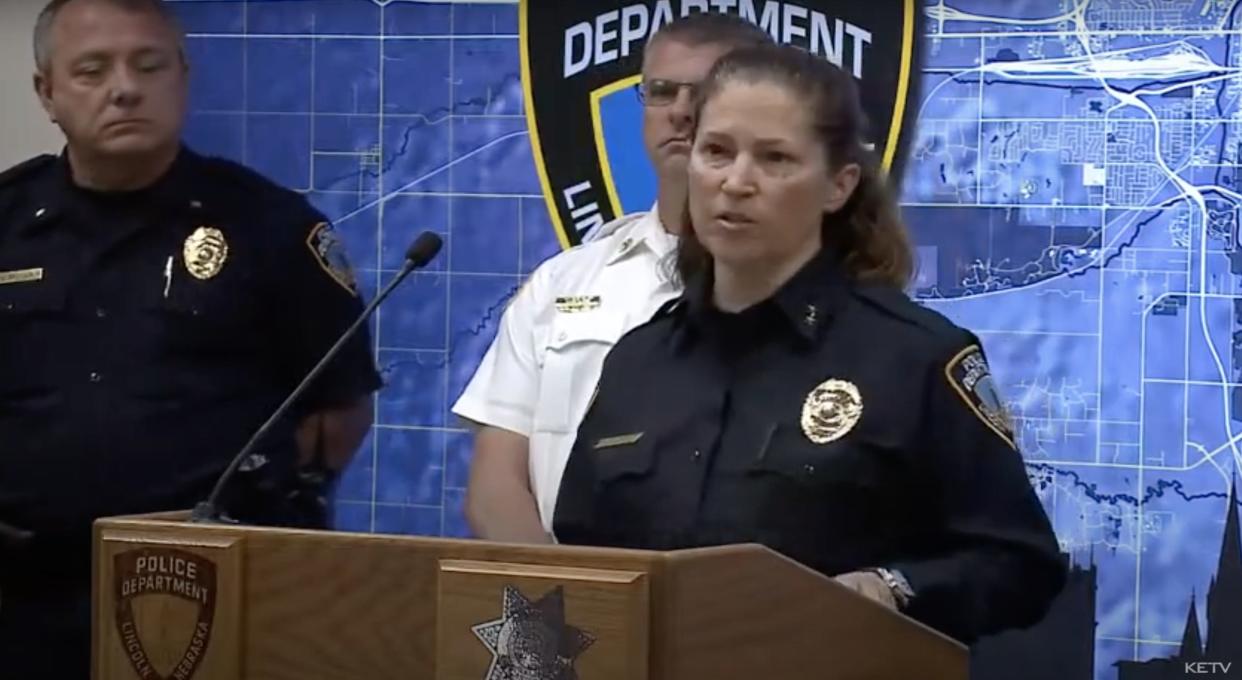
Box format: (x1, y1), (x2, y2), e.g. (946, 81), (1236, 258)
(640, 38), (733, 180)
(35, 0), (188, 159)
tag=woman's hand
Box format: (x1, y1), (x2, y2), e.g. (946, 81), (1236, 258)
(834, 570), (898, 610)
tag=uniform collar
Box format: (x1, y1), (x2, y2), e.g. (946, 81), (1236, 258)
(24, 145), (204, 229)
(678, 244), (850, 350)
(768, 246), (851, 342)
(605, 204), (677, 266)
(35, 145), (201, 212)
(19, 152), (74, 232)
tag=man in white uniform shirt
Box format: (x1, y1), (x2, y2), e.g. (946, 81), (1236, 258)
(452, 14), (773, 542)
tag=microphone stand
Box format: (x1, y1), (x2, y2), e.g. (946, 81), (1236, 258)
(191, 233), (442, 524)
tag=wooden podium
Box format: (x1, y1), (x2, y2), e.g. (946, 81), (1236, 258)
(91, 512), (966, 680)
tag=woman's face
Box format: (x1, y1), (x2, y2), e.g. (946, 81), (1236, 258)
(687, 78), (857, 272)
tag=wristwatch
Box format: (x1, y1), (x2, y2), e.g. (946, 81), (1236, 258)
(871, 567), (915, 608)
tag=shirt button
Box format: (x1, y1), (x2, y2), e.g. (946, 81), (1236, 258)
(803, 464), (815, 476)
(95, 307), (107, 319)
(89, 371), (102, 383)
(692, 449), (701, 460)
(557, 332), (567, 341)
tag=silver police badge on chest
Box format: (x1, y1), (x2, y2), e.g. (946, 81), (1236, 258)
(183, 226), (228, 280)
(800, 379), (864, 445)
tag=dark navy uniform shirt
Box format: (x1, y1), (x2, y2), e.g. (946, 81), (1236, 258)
(553, 246), (1066, 644)
(0, 147), (381, 550)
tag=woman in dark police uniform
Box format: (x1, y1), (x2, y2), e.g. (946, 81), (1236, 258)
(552, 43), (1066, 645)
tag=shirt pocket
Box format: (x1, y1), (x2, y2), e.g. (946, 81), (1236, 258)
(0, 280), (68, 398)
(592, 433), (658, 484)
(533, 311), (626, 433)
(141, 256), (262, 343)
(586, 433), (659, 524)
(749, 421), (888, 490)
(553, 430), (658, 542)
(0, 278), (67, 316)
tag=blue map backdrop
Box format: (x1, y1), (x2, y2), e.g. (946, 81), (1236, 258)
(169, 1), (1242, 677)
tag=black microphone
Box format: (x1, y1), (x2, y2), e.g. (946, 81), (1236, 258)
(191, 230), (444, 524)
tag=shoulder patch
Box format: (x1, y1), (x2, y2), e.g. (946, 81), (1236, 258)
(0, 155), (56, 190)
(945, 345), (1016, 449)
(306, 221), (357, 294)
(199, 153), (285, 192)
(196, 152), (321, 220)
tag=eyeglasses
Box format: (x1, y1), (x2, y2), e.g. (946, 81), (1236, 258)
(637, 79), (698, 107)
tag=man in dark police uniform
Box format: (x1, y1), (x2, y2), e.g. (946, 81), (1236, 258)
(0, 1), (382, 677)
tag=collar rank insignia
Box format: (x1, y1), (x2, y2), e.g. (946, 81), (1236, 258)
(183, 226), (228, 280)
(471, 584), (595, 680)
(801, 379), (863, 445)
(555, 295), (601, 313)
(945, 345), (1016, 448)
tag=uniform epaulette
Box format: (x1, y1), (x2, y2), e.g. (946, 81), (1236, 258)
(582, 211), (646, 243)
(198, 154), (297, 197)
(0, 155), (56, 191)
(196, 153), (319, 221)
(851, 284), (967, 342)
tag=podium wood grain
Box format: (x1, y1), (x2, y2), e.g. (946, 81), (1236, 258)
(91, 512), (967, 680)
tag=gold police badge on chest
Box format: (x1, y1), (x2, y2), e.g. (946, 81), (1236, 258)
(800, 379), (863, 445)
(183, 226), (228, 280)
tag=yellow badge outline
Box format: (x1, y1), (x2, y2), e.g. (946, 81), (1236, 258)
(182, 226), (228, 280)
(944, 344), (1017, 449)
(305, 221), (358, 295)
(800, 378), (864, 445)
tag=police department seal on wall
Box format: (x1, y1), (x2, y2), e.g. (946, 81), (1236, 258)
(520, 0), (924, 248)
(471, 584), (595, 680)
(114, 547), (217, 680)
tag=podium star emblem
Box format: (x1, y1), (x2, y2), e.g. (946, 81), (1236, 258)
(471, 584), (595, 680)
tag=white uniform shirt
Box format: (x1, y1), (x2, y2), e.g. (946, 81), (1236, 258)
(451, 209), (680, 533)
